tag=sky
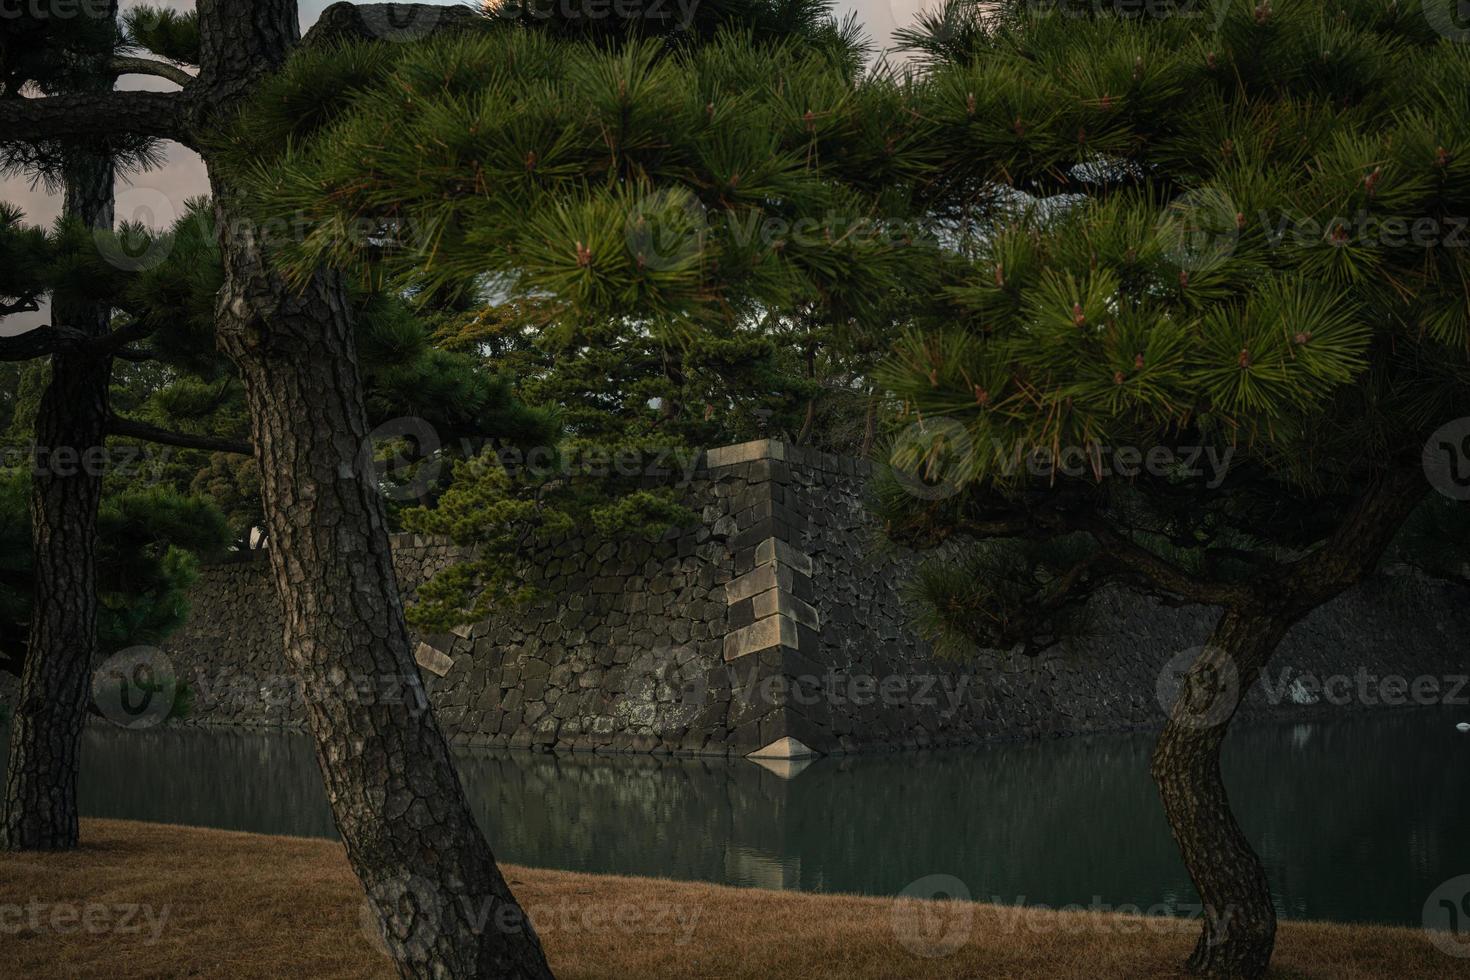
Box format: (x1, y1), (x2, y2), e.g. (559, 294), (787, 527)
(0, 0), (927, 335)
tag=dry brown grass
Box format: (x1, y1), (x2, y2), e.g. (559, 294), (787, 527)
(0, 819), (1463, 979)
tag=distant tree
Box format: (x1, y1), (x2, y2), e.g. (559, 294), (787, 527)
(878, 3), (1470, 976)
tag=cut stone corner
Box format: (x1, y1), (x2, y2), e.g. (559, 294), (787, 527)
(746, 736), (819, 760)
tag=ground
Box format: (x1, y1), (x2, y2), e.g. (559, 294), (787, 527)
(0, 819), (1463, 979)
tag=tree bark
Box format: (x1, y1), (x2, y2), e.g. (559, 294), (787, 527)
(182, 2), (554, 974)
(1151, 465), (1427, 978)
(1, 95), (117, 851)
(1151, 607), (1293, 978)
(210, 200), (554, 978)
(190, 1), (554, 973)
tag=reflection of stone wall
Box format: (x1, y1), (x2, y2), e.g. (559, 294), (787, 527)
(161, 440), (1470, 758)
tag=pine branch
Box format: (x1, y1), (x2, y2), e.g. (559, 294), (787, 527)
(91, 320), (158, 355)
(110, 57), (194, 89)
(0, 325), (91, 362)
(1084, 519), (1251, 607)
(105, 415), (251, 456)
(0, 321), (162, 363)
(0, 91), (187, 145)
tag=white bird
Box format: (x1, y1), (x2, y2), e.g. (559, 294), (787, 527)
(1457, 723), (1470, 733)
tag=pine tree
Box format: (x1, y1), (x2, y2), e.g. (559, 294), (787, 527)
(219, 23), (934, 629)
(873, 3), (1470, 976)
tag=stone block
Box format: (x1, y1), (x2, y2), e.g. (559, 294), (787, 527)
(705, 439), (786, 469)
(414, 643), (455, 678)
(754, 537), (814, 576)
(750, 587), (819, 631)
(746, 736), (818, 759)
(722, 614), (799, 662)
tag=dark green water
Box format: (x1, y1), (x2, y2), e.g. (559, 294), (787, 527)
(4, 709), (1466, 926)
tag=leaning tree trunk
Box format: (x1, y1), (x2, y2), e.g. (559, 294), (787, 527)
(1151, 607), (1296, 977)
(1, 43), (118, 852)
(191, 2), (553, 976)
(210, 197), (554, 980)
(1151, 466), (1426, 978)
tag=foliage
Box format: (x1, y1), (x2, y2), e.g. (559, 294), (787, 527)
(219, 23), (936, 629)
(877, 0), (1470, 651)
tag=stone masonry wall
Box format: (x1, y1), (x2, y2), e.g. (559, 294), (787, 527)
(161, 440), (1470, 757)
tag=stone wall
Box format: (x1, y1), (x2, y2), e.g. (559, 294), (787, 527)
(162, 440), (1470, 758)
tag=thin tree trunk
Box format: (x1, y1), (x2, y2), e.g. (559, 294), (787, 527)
(1, 20), (117, 852)
(1151, 607), (1293, 978)
(1151, 465), (1426, 978)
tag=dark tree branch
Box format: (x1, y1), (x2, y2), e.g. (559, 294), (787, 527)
(0, 298), (41, 316)
(0, 326), (90, 362)
(110, 57), (195, 89)
(0, 321), (161, 362)
(90, 320), (158, 355)
(106, 415), (250, 456)
(0, 91), (188, 145)
(1084, 519), (1252, 607)
(1277, 463), (1428, 608)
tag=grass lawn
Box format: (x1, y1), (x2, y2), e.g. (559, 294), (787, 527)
(0, 819), (1463, 978)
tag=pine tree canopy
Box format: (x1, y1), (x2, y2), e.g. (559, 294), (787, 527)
(881, 0), (1470, 653)
(215, 22), (930, 629)
(216, 4), (1470, 643)
(219, 28), (935, 331)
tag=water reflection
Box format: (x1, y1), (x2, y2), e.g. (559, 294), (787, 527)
(3, 709), (1465, 926)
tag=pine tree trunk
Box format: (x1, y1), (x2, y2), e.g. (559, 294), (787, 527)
(1150, 608), (1292, 978)
(1151, 466), (1426, 978)
(191, 3), (554, 976)
(1, 144), (115, 851)
(210, 199), (554, 980)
